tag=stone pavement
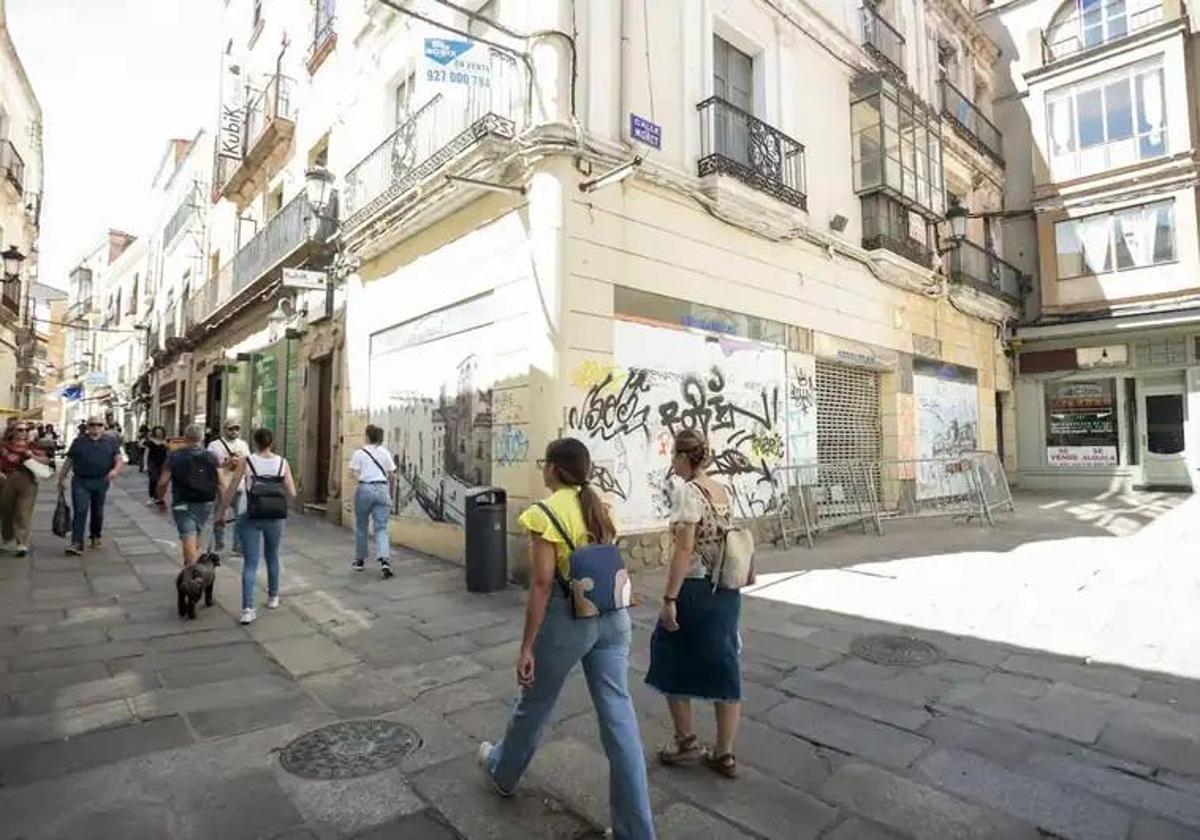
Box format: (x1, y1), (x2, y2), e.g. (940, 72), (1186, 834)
(1, 474), (1199, 839)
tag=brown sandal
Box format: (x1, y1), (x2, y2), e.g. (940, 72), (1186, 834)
(658, 733), (704, 765)
(704, 751), (738, 778)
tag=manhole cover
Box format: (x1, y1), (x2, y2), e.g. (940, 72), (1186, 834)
(850, 634), (942, 667)
(279, 720), (421, 779)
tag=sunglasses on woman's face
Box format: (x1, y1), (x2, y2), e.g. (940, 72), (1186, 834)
(536, 458), (548, 468)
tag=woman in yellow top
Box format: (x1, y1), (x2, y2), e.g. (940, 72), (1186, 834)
(478, 437), (656, 840)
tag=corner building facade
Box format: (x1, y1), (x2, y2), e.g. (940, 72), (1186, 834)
(335, 0), (1019, 569)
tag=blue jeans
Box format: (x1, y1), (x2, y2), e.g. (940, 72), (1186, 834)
(236, 514), (284, 610)
(486, 597), (655, 840)
(213, 490), (243, 551)
(354, 483), (391, 562)
(70, 476), (109, 546)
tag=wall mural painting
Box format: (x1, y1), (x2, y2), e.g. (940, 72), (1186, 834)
(568, 320), (815, 531)
(368, 296), (495, 526)
(913, 361), (979, 500)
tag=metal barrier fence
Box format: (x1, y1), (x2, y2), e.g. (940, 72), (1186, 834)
(775, 451), (1013, 549)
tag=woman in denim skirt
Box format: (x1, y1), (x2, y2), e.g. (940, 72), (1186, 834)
(646, 429), (743, 778)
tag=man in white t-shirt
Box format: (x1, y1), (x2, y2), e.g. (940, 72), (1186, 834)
(349, 424), (397, 578)
(208, 421), (251, 554)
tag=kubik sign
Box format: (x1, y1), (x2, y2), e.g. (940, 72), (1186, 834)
(424, 37), (490, 89)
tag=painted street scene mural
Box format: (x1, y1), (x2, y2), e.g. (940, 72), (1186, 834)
(368, 295), (495, 526)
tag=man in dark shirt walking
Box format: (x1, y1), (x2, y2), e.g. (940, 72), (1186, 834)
(58, 416), (123, 555)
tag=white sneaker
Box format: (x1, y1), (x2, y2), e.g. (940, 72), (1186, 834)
(0, 540), (15, 553)
(478, 741), (512, 797)
(266, 596), (280, 609)
(13, 545), (28, 558)
(239, 608), (256, 625)
(144, 498), (158, 507)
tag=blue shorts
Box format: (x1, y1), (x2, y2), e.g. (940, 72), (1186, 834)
(172, 501), (214, 538)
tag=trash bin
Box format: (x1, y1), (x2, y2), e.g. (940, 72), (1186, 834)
(465, 487), (507, 592)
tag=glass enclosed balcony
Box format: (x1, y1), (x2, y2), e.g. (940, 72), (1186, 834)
(852, 73), (945, 219)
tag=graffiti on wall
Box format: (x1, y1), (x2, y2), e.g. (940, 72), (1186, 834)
(369, 296), (495, 525)
(566, 320), (816, 530)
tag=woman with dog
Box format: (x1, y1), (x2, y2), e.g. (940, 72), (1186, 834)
(477, 438), (655, 840)
(0, 423), (51, 557)
(217, 427), (295, 625)
(645, 428), (744, 779)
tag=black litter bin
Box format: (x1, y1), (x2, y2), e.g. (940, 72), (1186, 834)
(465, 487), (507, 592)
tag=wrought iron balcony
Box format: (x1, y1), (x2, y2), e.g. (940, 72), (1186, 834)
(1, 280), (19, 315)
(940, 77), (1003, 165)
(231, 191), (335, 298)
(188, 262), (229, 334)
(218, 73), (297, 202)
(696, 96), (807, 210)
(945, 239), (1022, 302)
(343, 51), (523, 229)
(307, 0), (336, 73)
(861, 5), (906, 81)
(1042, 0), (1164, 63)
(163, 184), (201, 249)
(0, 140), (24, 193)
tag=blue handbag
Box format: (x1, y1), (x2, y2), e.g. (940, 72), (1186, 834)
(535, 502), (631, 618)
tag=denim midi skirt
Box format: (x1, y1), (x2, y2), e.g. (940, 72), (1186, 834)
(645, 577), (741, 702)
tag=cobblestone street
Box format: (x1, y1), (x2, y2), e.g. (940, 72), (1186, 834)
(2, 475), (1200, 839)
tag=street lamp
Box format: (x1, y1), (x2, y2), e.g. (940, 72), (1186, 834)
(304, 165), (335, 217)
(2, 245), (25, 284)
(945, 198), (969, 244)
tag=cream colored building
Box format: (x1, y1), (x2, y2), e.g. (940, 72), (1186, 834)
(985, 0), (1200, 490)
(0, 0), (42, 421)
(333, 0), (1020, 566)
(62, 231), (137, 436)
(94, 236), (148, 434)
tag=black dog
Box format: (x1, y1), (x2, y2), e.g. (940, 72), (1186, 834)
(176, 552), (220, 619)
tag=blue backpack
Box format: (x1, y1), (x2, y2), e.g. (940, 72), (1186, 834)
(535, 502), (631, 619)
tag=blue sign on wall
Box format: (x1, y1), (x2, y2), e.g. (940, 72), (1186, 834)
(630, 114), (662, 149)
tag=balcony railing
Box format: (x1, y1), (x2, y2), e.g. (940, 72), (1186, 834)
(308, 0), (336, 72)
(864, 233), (933, 268)
(940, 77), (1003, 165)
(163, 185), (201, 248)
(861, 5), (906, 80)
(945, 239), (1022, 301)
(0, 140), (24, 193)
(697, 96), (807, 210)
(343, 50), (523, 228)
(219, 73), (298, 201)
(1, 280), (19, 315)
(1042, 1), (1164, 63)
(231, 190), (334, 296)
(245, 74), (296, 150)
(190, 262), (230, 332)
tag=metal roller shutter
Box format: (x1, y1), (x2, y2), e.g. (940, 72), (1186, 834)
(816, 361), (881, 463)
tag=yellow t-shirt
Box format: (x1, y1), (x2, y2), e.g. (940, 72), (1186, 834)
(517, 487), (590, 580)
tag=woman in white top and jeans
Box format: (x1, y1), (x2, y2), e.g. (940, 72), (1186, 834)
(349, 424), (396, 578)
(218, 427), (296, 624)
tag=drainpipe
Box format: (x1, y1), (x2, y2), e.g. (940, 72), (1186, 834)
(619, 0), (634, 147)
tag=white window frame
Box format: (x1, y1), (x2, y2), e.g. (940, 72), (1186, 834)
(1045, 57), (1167, 180)
(1054, 197), (1176, 280)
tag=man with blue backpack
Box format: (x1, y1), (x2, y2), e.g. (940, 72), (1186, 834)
(157, 424), (220, 569)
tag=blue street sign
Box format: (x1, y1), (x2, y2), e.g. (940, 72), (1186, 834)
(630, 114), (661, 150)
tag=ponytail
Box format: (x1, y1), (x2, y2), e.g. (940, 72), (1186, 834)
(578, 483), (616, 545)
(543, 437), (615, 544)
